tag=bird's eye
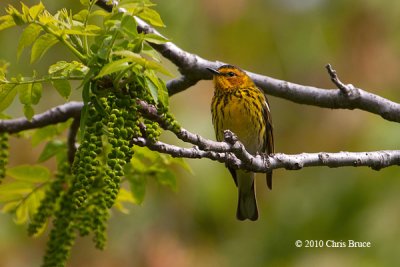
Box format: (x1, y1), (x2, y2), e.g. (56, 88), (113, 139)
(227, 72), (236, 77)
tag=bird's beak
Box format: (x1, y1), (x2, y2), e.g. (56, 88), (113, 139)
(206, 67), (220, 75)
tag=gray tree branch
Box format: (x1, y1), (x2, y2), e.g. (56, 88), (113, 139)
(1, 100), (399, 171)
(0, 102), (82, 133)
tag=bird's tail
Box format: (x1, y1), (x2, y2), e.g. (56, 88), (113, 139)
(236, 172), (258, 221)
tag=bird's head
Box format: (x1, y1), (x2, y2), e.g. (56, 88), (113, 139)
(207, 65), (254, 92)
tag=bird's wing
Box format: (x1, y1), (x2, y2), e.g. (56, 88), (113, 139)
(262, 94), (274, 189)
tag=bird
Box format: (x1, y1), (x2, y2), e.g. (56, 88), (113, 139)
(207, 64), (274, 221)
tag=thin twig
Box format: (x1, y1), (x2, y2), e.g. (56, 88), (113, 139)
(325, 64), (355, 96)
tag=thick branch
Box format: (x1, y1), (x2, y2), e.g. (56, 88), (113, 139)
(0, 102), (83, 134)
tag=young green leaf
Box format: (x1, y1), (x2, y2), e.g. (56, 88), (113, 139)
(114, 188), (136, 213)
(0, 181), (34, 195)
(145, 76), (159, 104)
(155, 169), (177, 192)
(95, 58), (131, 78)
(51, 79), (71, 99)
(124, 163), (147, 205)
(7, 165), (50, 183)
(7, 5), (26, 26)
(31, 120), (71, 146)
(38, 140), (66, 163)
(31, 33), (59, 63)
(0, 14), (16, 31)
(120, 14), (138, 38)
(0, 84), (18, 112)
(18, 82), (42, 105)
(31, 125), (59, 146)
(23, 104), (34, 120)
(0, 192), (23, 203)
(17, 23), (42, 59)
(139, 7), (165, 27)
(145, 70), (169, 107)
(28, 2), (45, 20)
(14, 201), (29, 224)
(143, 33), (168, 44)
(2, 201), (19, 213)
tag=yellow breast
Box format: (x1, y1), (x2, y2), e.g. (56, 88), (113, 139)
(212, 92), (265, 155)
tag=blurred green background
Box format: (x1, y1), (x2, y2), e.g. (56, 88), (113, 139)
(1, 0), (400, 266)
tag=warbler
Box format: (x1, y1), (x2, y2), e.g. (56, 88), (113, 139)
(208, 65), (274, 221)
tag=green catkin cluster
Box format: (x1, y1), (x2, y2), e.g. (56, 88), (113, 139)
(161, 109), (181, 135)
(28, 161), (70, 236)
(0, 132), (9, 183)
(42, 100), (104, 267)
(42, 190), (77, 267)
(42, 78), (162, 266)
(71, 103), (103, 209)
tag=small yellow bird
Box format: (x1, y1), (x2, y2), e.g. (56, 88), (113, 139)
(208, 65), (274, 221)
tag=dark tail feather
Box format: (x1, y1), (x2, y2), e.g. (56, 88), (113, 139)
(236, 182), (258, 221)
(266, 171), (273, 190)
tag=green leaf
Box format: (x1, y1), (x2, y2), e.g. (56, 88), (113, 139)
(27, 189), (45, 219)
(0, 14), (16, 31)
(31, 125), (58, 146)
(31, 33), (59, 63)
(51, 79), (71, 99)
(31, 82), (42, 104)
(155, 169), (177, 192)
(64, 27), (100, 36)
(73, 9), (89, 22)
(28, 2), (45, 20)
(17, 23), (43, 59)
(2, 201), (19, 213)
(18, 82), (42, 105)
(0, 84), (18, 112)
(113, 50), (171, 76)
(145, 76), (159, 104)
(120, 14), (137, 38)
(139, 7), (165, 27)
(31, 121), (71, 146)
(0, 193), (24, 203)
(145, 70), (169, 107)
(124, 163), (147, 205)
(0, 181), (34, 195)
(168, 157), (193, 174)
(143, 33), (168, 44)
(95, 58), (131, 78)
(48, 61), (70, 74)
(89, 9), (109, 18)
(0, 60), (9, 81)
(48, 61), (88, 77)
(7, 5), (26, 26)
(80, 0), (91, 6)
(14, 199), (28, 224)
(38, 140), (66, 163)
(7, 165), (50, 183)
(23, 104), (34, 120)
(114, 188), (135, 213)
